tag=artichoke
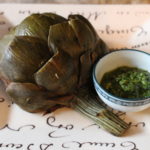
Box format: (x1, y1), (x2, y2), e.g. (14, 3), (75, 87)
(0, 13), (129, 136)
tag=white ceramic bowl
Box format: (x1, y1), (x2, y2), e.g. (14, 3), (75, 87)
(93, 49), (150, 112)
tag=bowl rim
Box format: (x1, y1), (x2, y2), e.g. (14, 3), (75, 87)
(93, 48), (150, 103)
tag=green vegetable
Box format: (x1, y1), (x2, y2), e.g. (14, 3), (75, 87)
(0, 13), (129, 136)
(101, 66), (150, 99)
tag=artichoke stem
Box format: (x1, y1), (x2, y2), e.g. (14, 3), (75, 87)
(70, 86), (130, 136)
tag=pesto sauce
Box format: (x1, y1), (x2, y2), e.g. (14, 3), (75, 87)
(100, 66), (150, 99)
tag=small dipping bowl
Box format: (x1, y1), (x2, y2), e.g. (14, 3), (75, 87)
(93, 49), (150, 112)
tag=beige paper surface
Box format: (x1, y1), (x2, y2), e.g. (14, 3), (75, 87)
(0, 4), (149, 150)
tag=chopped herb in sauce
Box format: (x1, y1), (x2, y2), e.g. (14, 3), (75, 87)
(100, 66), (150, 99)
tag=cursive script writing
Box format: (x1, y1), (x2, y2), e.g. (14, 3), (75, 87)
(110, 40), (150, 50)
(47, 116), (74, 138)
(0, 124), (35, 131)
(0, 143), (53, 150)
(0, 141), (139, 150)
(98, 25), (147, 36)
(62, 141), (139, 150)
(120, 141), (139, 150)
(47, 116), (74, 130)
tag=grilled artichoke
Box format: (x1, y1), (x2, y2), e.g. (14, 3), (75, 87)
(0, 13), (129, 136)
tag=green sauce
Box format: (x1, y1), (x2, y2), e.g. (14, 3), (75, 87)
(100, 66), (150, 99)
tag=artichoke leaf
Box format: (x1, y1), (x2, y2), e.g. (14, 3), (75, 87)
(15, 13), (66, 42)
(48, 21), (83, 57)
(0, 36), (51, 82)
(35, 51), (78, 95)
(68, 18), (96, 50)
(42, 13), (67, 23)
(0, 27), (16, 60)
(78, 40), (109, 86)
(69, 14), (98, 40)
(91, 39), (109, 64)
(6, 82), (50, 112)
(6, 82), (73, 112)
(78, 50), (92, 86)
